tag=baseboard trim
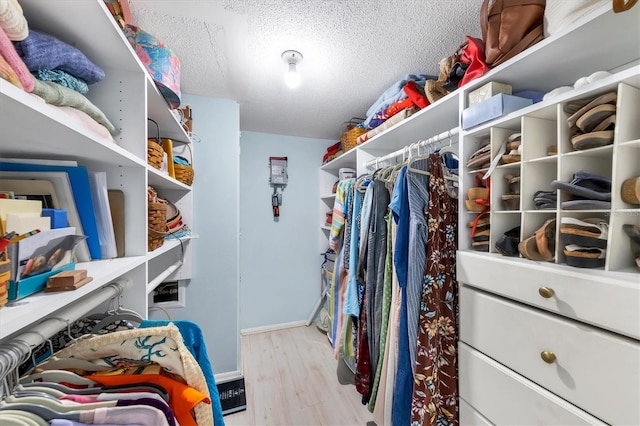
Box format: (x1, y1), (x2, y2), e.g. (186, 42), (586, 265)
(214, 370), (243, 383)
(240, 320), (307, 336)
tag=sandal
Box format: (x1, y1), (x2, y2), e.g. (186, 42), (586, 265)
(621, 176), (640, 205)
(560, 217), (609, 249)
(551, 170), (611, 202)
(622, 224), (640, 272)
(495, 226), (521, 256)
(564, 245), (607, 268)
(566, 92), (617, 127)
(518, 219), (556, 261)
(571, 130), (614, 151)
(576, 104), (616, 133)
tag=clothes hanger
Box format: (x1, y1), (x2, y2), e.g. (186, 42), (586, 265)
(0, 410), (49, 426)
(4, 395), (114, 412)
(19, 370), (99, 386)
(407, 139), (431, 176)
(0, 404), (80, 422)
(14, 384), (66, 398)
(21, 381), (170, 403)
(0, 411), (48, 426)
(89, 286), (144, 333)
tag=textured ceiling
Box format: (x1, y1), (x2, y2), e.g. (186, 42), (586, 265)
(130, 0), (482, 140)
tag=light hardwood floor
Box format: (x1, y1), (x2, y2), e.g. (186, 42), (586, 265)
(224, 325), (375, 426)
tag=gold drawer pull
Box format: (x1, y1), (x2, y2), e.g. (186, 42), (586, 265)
(538, 287), (555, 298)
(541, 351), (557, 364)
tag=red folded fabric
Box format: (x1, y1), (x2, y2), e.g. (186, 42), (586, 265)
(403, 80), (429, 109)
(459, 35), (489, 87)
(386, 97), (414, 117)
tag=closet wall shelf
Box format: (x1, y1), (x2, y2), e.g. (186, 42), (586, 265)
(321, 148), (357, 172)
(0, 256), (146, 340)
(147, 166), (192, 191)
(460, 4), (639, 94)
(19, 0), (142, 73)
(0, 84), (143, 168)
(146, 78), (192, 143)
(356, 91), (459, 153)
(461, 65), (640, 138)
(619, 139), (640, 147)
(147, 237), (192, 260)
(146, 259), (183, 295)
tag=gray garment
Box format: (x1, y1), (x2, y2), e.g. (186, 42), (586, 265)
(359, 183), (375, 266)
(366, 178), (390, 377)
(406, 158), (430, 374)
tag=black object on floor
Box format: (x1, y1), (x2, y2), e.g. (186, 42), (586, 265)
(217, 376), (247, 416)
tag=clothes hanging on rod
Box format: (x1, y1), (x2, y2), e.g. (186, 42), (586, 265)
(0, 282), (226, 426)
(363, 126), (460, 170)
(324, 144), (460, 425)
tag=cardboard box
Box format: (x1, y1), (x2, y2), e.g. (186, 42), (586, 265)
(462, 94), (533, 130)
(468, 82), (513, 106)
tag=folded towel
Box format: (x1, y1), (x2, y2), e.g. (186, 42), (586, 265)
(31, 79), (119, 135)
(0, 0), (28, 41)
(33, 69), (89, 94)
(0, 26), (33, 91)
(0, 47), (21, 88)
(13, 29), (105, 84)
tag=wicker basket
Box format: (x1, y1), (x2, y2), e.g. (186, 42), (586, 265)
(174, 144), (194, 186)
(340, 118), (366, 153)
(148, 202), (167, 251)
(147, 118), (163, 170)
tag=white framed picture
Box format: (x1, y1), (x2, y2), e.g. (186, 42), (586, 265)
(150, 280), (186, 308)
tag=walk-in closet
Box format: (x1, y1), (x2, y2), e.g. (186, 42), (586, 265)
(0, 0), (638, 425)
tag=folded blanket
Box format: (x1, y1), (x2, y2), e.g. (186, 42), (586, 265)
(0, 0), (27, 41)
(0, 26), (33, 91)
(33, 69), (89, 94)
(31, 79), (119, 135)
(0, 47), (21, 88)
(356, 107), (417, 145)
(13, 30), (105, 84)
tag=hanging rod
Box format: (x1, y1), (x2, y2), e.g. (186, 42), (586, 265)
(364, 126), (460, 170)
(2, 280), (128, 350)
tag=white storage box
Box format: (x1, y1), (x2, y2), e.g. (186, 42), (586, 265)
(468, 82), (513, 106)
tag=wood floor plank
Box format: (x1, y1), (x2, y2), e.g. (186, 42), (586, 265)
(224, 325), (374, 426)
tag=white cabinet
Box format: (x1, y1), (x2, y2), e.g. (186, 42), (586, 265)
(0, 1), (193, 342)
(318, 4), (640, 424)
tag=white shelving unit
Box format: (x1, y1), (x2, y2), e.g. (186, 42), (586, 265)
(0, 1), (194, 343)
(318, 4), (640, 424)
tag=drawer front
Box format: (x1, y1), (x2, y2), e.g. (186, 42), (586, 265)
(459, 343), (604, 426)
(459, 397), (493, 426)
(460, 286), (640, 426)
(457, 251), (640, 340)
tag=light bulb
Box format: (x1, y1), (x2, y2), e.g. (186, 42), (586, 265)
(285, 63), (300, 88)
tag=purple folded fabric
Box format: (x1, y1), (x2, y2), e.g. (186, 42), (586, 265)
(13, 29), (105, 84)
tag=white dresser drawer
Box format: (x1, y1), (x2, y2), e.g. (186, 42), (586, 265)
(459, 342), (604, 426)
(457, 251), (640, 340)
(459, 396), (493, 426)
(460, 286), (640, 425)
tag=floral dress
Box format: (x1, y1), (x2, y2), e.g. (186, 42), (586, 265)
(411, 153), (459, 426)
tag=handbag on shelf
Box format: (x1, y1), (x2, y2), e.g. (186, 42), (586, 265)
(481, 0), (546, 68)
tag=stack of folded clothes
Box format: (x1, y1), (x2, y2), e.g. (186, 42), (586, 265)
(322, 141), (342, 164)
(560, 217), (608, 268)
(551, 170), (611, 210)
(6, 23), (119, 139)
(466, 139), (491, 170)
(565, 91), (616, 151)
(533, 190), (557, 210)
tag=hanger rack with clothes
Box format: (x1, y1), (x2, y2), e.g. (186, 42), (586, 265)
(0, 281), (127, 397)
(363, 126), (460, 170)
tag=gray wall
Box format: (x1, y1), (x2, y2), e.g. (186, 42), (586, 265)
(150, 94), (241, 374)
(239, 131), (330, 330)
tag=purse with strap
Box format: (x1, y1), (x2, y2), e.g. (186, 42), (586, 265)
(481, 0), (546, 68)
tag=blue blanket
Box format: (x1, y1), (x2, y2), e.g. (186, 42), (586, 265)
(13, 30), (105, 84)
(140, 320), (225, 426)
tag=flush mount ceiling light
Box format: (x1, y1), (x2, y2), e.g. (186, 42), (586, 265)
(282, 50), (303, 89)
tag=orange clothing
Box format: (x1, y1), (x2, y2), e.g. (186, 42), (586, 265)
(85, 372), (210, 426)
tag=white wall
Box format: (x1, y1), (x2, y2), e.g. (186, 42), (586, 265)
(150, 94), (241, 375)
(239, 132), (331, 330)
